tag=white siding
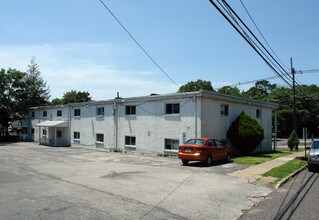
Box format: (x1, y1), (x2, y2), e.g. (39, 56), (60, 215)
(28, 90), (276, 153)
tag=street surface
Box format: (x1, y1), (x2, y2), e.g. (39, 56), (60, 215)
(240, 169), (319, 220)
(0, 142), (271, 220)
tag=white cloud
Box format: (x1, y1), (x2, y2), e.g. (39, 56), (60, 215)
(0, 43), (177, 100)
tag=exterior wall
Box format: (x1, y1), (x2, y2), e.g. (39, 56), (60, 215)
(116, 97), (199, 153)
(27, 90), (277, 153)
(28, 106), (70, 144)
(201, 94), (274, 152)
(70, 103), (115, 148)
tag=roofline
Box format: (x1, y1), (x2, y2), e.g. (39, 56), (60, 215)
(29, 90), (278, 110)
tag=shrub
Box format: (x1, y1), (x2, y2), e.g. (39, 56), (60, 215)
(227, 111), (264, 155)
(287, 130), (299, 151)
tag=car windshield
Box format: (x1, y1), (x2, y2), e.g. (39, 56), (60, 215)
(311, 141), (319, 149)
(185, 139), (204, 145)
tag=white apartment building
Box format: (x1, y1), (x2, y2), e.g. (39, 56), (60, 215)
(28, 90), (278, 154)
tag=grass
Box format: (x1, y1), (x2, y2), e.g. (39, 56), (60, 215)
(262, 159), (307, 180)
(232, 150), (292, 165)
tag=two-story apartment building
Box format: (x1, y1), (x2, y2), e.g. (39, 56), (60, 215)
(28, 90), (278, 154)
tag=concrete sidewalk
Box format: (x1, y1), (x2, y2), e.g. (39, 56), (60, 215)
(229, 151), (306, 188)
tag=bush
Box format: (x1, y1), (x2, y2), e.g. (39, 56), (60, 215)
(227, 112), (264, 155)
(287, 130), (299, 151)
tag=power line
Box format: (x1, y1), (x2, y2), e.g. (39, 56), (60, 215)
(208, 0), (293, 87)
(219, 0), (293, 83)
(215, 75), (279, 90)
(239, 0), (289, 70)
(98, 0), (180, 89)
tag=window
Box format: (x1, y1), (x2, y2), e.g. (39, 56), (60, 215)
(42, 111), (47, 117)
(165, 139), (179, 150)
(32, 128), (35, 134)
(57, 130), (62, 138)
(166, 103), (180, 114)
(57, 110), (62, 117)
(96, 107), (104, 116)
(96, 133), (104, 142)
(221, 104), (229, 116)
(74, 132), (80, 140)
(125, 106), (136, 115)
(256, 109), (262, 118)
(125, 136), (136, 146)
(42, 129), (47, 136)
(74, 109), (81, 117)
(214, 140), (223, 147)
(31, 111), (35, 118)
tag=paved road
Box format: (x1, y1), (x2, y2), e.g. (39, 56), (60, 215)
(0, 142), (271, 220)
(240, 169), (319, 220)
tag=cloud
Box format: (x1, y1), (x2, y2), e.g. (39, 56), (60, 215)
(0, 43), (177, 100)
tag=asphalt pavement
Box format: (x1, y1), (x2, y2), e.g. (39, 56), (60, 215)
(0, 142), (272, 220)
(240, 169), (319, 220)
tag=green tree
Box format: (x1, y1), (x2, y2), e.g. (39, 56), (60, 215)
(62, 90), (91, 104)
(242, 80), (277, 100)
(0, 59), (50, 136)
(227, 112), (264, 155)
(50, 98), (63, 106)
(178, 79), (214, 93)
(218, 86), (241, 96)
(287, 130), (299, 151)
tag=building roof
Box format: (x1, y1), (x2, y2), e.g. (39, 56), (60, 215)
(29, 90), (278, 110)
(35, 121), (68, 128)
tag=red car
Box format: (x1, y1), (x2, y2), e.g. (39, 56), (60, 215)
(178, 138), (231, 166)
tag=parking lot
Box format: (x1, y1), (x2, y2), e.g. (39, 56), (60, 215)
(0, 142), (271, 219)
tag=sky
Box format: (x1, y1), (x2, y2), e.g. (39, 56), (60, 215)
(1, 0), (319, 101)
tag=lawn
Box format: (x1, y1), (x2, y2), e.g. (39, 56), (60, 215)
(262, 159), (307, 180)
(232, 150), (292, 165)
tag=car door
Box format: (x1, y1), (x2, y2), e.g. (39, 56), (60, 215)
(214, 139), (226, 160)
(207, 139), (218, 160)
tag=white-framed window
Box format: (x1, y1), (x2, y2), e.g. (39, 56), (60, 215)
(96, 107), (104, 116)
(31, 111), (35, 118)
(165, 139), (179, 150)
(125, 136), (136, 146)
(42, 111), (47, 118)
(221, 104), (229, 116)
(57, 110), (62, 117)
(125, 106), (136, 115)
(42, 129), (47, 136)
(74, 109), (81, 117)
(165, 103), (180, 114)
(256, 109), (262, 118)
(96, 133), (104, 142)
(74, 131), (80, 140)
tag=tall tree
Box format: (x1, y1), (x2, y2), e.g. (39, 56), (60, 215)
(24, 57), (50, 112)
(178, 79), (214, 93)
(0, 58), (50, 136)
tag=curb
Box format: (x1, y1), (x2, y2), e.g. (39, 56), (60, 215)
(275, 165), (307, 189)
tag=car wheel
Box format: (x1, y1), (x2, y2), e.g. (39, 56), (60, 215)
(206, 156), (212, 166)
(182, 160), (189, 165)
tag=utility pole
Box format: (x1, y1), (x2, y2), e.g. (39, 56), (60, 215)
(291, 57), (297, 133)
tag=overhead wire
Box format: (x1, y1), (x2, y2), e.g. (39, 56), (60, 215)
(219, 0), (294, 83)
(98, 0), (180, 90)
(239, 0), (290, 70)
(208, 0), (294, 87)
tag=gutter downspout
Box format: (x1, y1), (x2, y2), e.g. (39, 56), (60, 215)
(194, 95), (198, 138)
(113, 101), (118, 150)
